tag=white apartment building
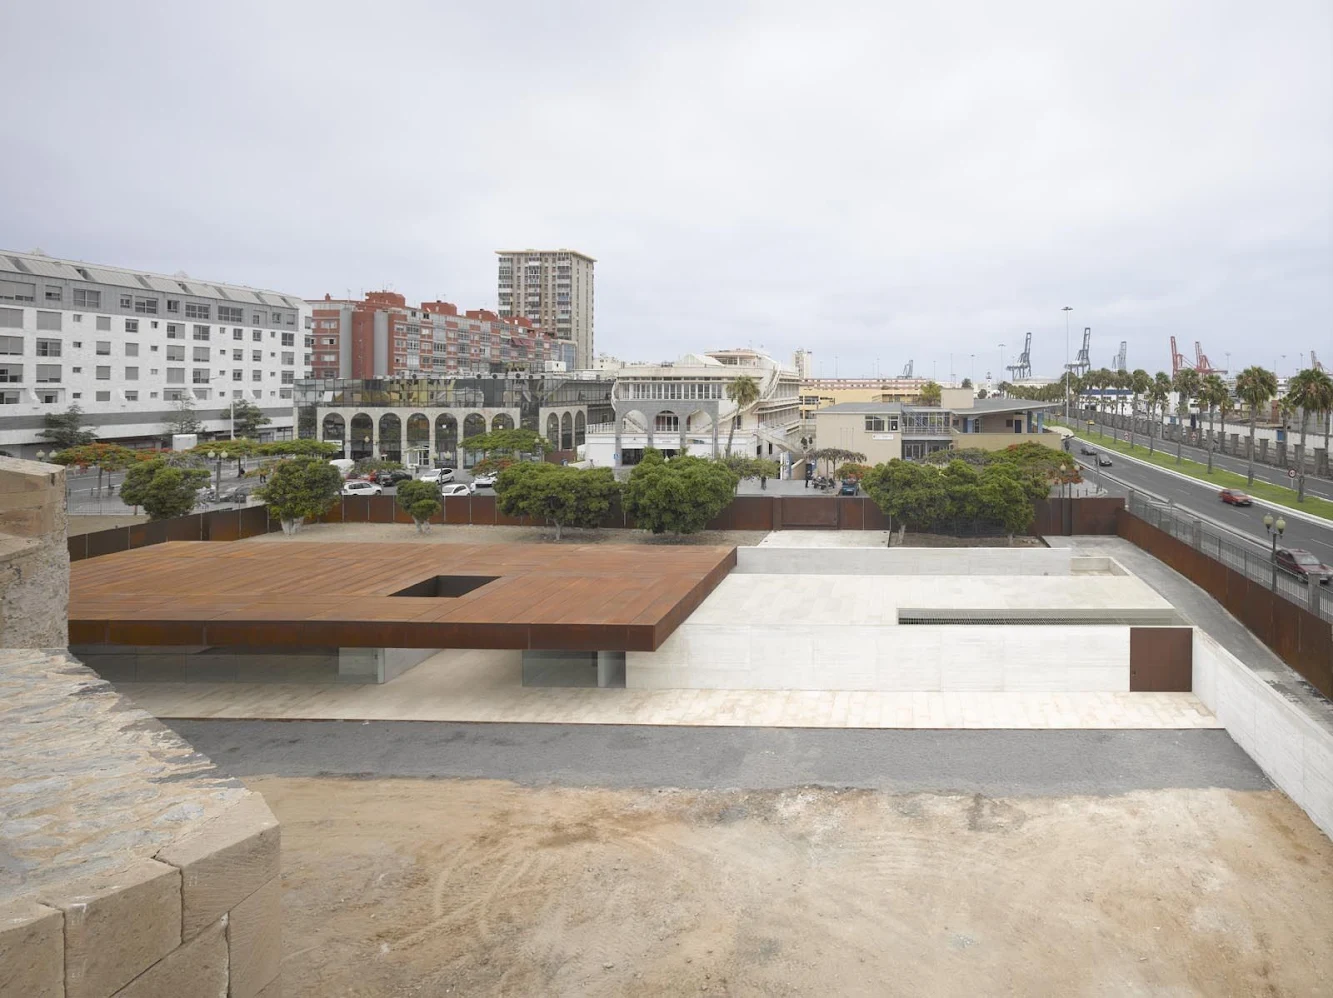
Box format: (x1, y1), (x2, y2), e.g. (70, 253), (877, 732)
(496, 249), (594, 369)
(0, 250), (312, 457)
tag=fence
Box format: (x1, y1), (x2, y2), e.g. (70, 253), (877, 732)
(67, 494), (1125, 563)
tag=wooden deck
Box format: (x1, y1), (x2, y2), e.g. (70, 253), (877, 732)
(69, 542), (737, 651)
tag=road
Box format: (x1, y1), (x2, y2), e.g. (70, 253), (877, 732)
(167, 720), (1268, 795)
(1069, 431), (1333, 567)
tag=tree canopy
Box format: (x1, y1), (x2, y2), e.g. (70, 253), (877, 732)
(464, 428), (550, 457)
(861, 458), (1037, 538)
(166, 395), (202, 436)
(229, 399), (271, 439)
(622, 449), (738, 535)
(495, 462), (620, 540)
(119, 458), (210, 520)
(257, 456), (343, 534)
(395, 479), (442, 533)
(918, 381), (943, 406)
(38, 405), (96, 451)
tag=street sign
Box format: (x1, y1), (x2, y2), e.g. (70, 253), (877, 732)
(1288, 469), (1297, 479)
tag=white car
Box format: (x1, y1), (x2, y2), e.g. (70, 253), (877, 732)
(419, 468), (456, 483)
(342, 480), (382, 496)
(439, 483), (475, 497)
(471, 472), (498, 488)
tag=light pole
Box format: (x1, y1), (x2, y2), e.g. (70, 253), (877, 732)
(1062, 306), (1073, 422)
(208, 449), (229, 495)
(1264, 513), (1286, 591)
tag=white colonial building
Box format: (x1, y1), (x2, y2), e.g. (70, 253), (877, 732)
(581, 348), (802, 471)
(0, 250), (311, 457)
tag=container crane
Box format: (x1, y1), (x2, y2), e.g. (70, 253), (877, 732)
(1005, 331), (1033, 380)
(1194, 342), (1223, 375)
(900, 360), (914, 378)
(1064, 327), (1091, 377)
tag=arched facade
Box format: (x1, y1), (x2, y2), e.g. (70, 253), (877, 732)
(575, 411), (586, 446)
(435, 414), (458, 465)
(462, 412), (486, 467)
(546, 413), (560, 448)
(561, 412), (574, 450)
(405, 413), (430, 466)
(321, 413), (345, 449)
(612, 399), (719, 460)
(349, 413), (374, 460)
(378, 413), (402, 462)
(491, 413), (514, 432)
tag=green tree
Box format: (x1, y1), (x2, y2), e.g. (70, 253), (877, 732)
(1128, 369), (1151, 449)
(352, 457), (405, 476)
(622, 449), (737, 535)
(1197, 374), (1228, 474)
(978, 463), (1036, 541)
(1146, 373), (1171, 455)
(919, 381), (942, 406)
(861, 460), (949, 534)
(1235, 365), (1278, 485)
(38, 405), (96, 450)
(257, 456), (343, 534)
(960, 377), (973, 389)
(230, 399), (271, 439)
(119, 458), (210, 519)
(166, 395), (201, 436)
(464, 427), (551, 458)
(1172, 368), (1201, 465)
(724, 375), (761, 456)
(1285, 367), (1333, 500)
(49, 442), (141, 495)
(258, 438), (341, 459)
(834, 462), (872, 481)
(495, 462), (620, 540)
(395, 479), (442, 533)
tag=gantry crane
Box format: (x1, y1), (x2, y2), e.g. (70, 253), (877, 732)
(1005, 331), (1033, 380)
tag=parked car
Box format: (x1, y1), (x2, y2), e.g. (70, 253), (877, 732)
(1079, 445), (1097, 456)
(471, 472), (498, 488)
(342, 480), (382, 496)
(373, 469), (413, 486)
(440, 482), (475, 497)
(1096, 455), (1113, 467)
(419, 468), (456, 483)
(1275, 548), (1333, 585)
(1219, 489), (1252, 506)
(217, 486), (250, 503)
(839, 480), (859, 496)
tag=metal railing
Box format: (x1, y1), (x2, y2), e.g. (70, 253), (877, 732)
(1127, 491), (1333, 622)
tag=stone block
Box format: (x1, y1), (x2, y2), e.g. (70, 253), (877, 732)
(111, 919), (228, 998)
(156, 794), (280, 940)
(40, 859), (181, 998)
(227, 878), (281, 998)
(0, 898), (64, 998)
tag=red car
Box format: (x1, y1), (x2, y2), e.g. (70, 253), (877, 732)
(1219, 489), (1252, 506)
(1275, 548), (1333, 585)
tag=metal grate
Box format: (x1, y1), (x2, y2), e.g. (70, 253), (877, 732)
(898, 608), (1185, 626)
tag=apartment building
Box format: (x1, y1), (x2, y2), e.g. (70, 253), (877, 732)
(0, 250), (310, 456)
(496, 249), (594, 368)
(307, 292), (573, 381)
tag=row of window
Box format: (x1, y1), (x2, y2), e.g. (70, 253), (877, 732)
(0, 387), (294, 405)
(622, 381), (726, 401)
(0, 283), (302, 326)
(0, 307), (304, 338)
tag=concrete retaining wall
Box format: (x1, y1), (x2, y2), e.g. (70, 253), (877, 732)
(736, 546), (1108, 576)
(1193, 631), (1333, 839)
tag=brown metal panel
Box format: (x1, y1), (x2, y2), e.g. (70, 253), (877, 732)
(205, 509), (242, 542)
(470, 494), (498, 525)
(862, 499), (891, 530)
(86, 527), (130, 558)
(1129, 627), (1193, 691)
(237, 504), (270, 538)
(164, 514), (204, 543)
(1071, 497), (1124, 534)
(366, 495), (395, 524)
(442, 496), (470, 524)
(779, 497), (838, 528)
(839, 498), (864, 530)
(1295, 613), (1333, 699)
(67, 533), (87, 563)
(320, 498), (346, 523)
(1271, 597), (1304, 663)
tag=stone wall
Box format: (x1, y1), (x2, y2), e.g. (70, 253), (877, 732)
(0, 455), (69, 648)
(0, 651), (282, 997)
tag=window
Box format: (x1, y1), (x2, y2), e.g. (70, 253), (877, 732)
(73, 289), (101, 308)
(38, 390), (60, 404)
(73, 314), (82, 323)
(280, 371), (294, 385)
(71, 367), (81, 373)
(35, 364), (61, 383)
(95, 315), (111, 331)
(193, 346), (210, 362)
(0, 335), (21, 354)
(0, 279), (36, 302)
(134, 296), (158, 314)
(251, 312), (266, 325)
(96, 366), (110, 379)
(251, 370), (262, 381)
(251, 390), (262, 399)
(192, 369), (210, 384)
(36, 311), (61, 331)
(125, 367), (139, 380)
(166, 346), (184, 361)
(166, 368), (185, 384)
(251, 350), (262, 362)
(281, 352), (294, 365)
(150, 345), (158, 352)
(124, 319), (138, 333)
(184, 302), (210, 319)
(252, 329), (262, 342)
(192, 325), (210, 341)
(125, 342), (138, 357)
(232, 370), (243, 381)
(166, 323), (183, 338)
(0, 308), (20, 329)
(281, 332), (294, 346)
(95, 341), (110, 355)
(71, 341), (81, 348)
(164, 388), (185, 401)
(280, 387), (292, 399)
(229, 327), (242, 341)
(119, 293), (133, 309)
(0, 391), (19, 404)
(96, 391), (111, 402)
(0, 365), (20, 383)
(125, 390), (138, 401)
(218, 305), (243, 323)
(35, 339), (61, 357)
(166, 299), (179, 313)
(44, 286), (61, 302)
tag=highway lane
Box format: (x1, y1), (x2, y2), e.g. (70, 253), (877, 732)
(1076, 418), (1333, 501)
(1068, 433), (1333, 569)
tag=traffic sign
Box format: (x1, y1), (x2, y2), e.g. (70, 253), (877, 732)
(1288, 469), (1297, 479)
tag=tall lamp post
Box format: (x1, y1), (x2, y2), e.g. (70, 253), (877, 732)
(1264, 513), (1286, 591)
(1062, 305), (1073, 422)
(208, 449), (229, 495)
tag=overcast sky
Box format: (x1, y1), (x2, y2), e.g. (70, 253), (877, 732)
(4, 1), (1330, 382)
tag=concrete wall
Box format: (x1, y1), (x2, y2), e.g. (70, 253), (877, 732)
(811, 410), (902, 464)
(0, 456), (68, 648)
(1193, 631), (1333, 839)
(0, 651), (282, 997)
(736, 546), (1097, 576)
(629, 625), (1130, 692)
(74, 645), (437, 684)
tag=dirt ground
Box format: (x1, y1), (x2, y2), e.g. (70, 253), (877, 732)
(256, 777), (1333, 997)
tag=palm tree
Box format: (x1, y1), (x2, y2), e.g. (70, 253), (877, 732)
(1286, 367), (1333, 501)
(1129, 369), (1151, 449)
(1147, 372), (1172, 455)
(919, 381), (942, 406)
(1172, 368), (1200, 464)
(1218, 391), (1235, 460)
(724, 374), (761, 457)
(1235, 365), (1278, 485)
(1199, 374), (1227, 474)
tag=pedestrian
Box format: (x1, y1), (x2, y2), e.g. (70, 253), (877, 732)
(259, 470), (267, 485)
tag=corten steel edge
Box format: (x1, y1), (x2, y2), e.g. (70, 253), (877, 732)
(68, 542), (738, 654)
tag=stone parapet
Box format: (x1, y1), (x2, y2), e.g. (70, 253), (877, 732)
(0, 455), (68, 647)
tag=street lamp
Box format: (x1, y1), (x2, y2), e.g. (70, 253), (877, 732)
(1264, 513), (1286, 591)
(207, 449), (229, 495)
(1062, 306), (1073, 422)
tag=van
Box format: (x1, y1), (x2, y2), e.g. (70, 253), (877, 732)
(329, 458), (355, 478)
